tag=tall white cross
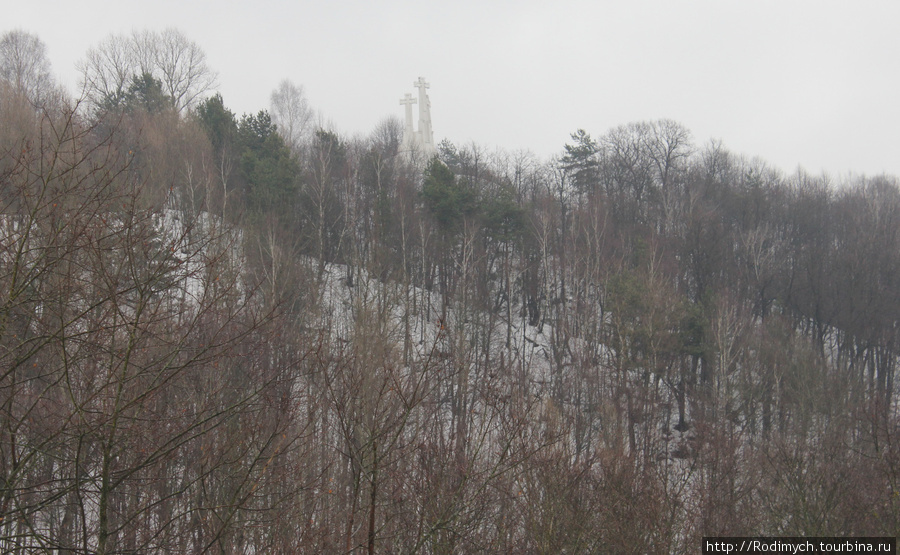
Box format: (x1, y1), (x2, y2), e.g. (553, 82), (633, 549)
(399, 93), (417, 152)
(399, 93), (417, 130)
(414, 77), (434, 153)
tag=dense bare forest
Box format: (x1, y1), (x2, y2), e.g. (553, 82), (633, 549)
(1, 28), (899, 553)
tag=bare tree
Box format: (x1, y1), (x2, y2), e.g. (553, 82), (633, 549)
(0, 30), (61, 109)
(78, 32), (135, 108)
(0, 95), (284, 555)
(79, 28), (217, 114)
(153, 28), (217, 112)
(270, 79), (314, 155)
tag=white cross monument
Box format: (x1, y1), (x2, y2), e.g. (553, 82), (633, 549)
(399, 93), (417, 153)
(400, 77), (436, 158)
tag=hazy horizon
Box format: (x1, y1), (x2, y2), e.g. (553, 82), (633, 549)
(8, 0), (900, 177)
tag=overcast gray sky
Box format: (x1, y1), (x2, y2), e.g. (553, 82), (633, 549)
(8, 0), (900, 177)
